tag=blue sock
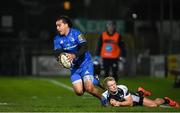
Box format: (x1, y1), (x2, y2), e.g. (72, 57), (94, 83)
(93, 77), (100, 86)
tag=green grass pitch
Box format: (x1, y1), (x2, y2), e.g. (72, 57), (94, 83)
(0, 76), (180, 112)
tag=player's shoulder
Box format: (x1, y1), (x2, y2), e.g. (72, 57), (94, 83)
(117, 85), (128, 91)
(71, 28), (81, 34)
(54, 34), (63, 40)
(102, 90), (109, 99)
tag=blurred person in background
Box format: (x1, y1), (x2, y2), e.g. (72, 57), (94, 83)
(53, 15), (106, 105)
(95, 21), (126, 82)
(102, 77), (179, 108)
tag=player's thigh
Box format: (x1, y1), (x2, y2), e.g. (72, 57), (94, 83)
(81, 62), (94, 80)
(71, 73), (84, 95)
(72, 81), (84, 95)
(81, 63), (95, 91)
(83, 78), (94, 91)
(143, 97), (157, 107)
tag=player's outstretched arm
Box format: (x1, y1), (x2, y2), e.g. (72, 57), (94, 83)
(110, 96), (133, 107)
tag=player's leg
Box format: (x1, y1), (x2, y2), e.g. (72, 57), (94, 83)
(142, 97), (158, 107)
(151, 97), (179, 108)
(164, 97), (179, 108)
(92, 75), (104, 90)
(131, 92), (144, 106)
(83, 76), (102, 99)
(154, 98), (165, 105)
(131, 91), (156, 107)
(71, 69), (84, 96)
(81, 62), (108, 105)
(72, 82), (84, 96)
(81, 63), (102, 99)
(93, 60), (105, 90)
(137, 87), (152, 96)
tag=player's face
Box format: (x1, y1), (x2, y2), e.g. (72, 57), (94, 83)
(107, 80), (117, 93)
(56, 20), (69, 35)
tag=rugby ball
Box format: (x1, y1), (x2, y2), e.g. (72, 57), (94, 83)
(59, 53), (72, 69)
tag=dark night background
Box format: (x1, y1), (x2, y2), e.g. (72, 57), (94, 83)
(0, 0), (180, 76)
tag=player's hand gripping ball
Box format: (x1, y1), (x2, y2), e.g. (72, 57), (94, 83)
(58, 52), (74, 69)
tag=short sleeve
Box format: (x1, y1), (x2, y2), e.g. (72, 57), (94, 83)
(102, 90), (109, 100)
(75, 29), (87, 44)
(118, 85), (130, 98)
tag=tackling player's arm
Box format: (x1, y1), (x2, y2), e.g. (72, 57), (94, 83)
(110, 95), (133, 107)
(110, 85), (133, 107)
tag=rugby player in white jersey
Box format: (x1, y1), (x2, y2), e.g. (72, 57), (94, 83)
(102, 77), (179, 108)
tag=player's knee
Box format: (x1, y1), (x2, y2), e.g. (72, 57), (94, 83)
(149, 102), (158, 107)
(74, 90), (84, 96)
(154, 98), (164, 105)
(84, 85), (93, 93)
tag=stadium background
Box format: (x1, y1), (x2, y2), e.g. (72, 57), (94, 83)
(0, 0), (180, 112)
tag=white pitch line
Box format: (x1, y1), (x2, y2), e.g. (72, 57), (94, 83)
(0, 102), (8, 105)
(48, 79), (74, 92)
(47, 79), (91, 96)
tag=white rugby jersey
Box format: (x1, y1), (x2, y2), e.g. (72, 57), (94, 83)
(102, 85), (131, 102)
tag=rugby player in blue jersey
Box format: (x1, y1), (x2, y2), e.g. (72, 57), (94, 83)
(53, 16), (106, 105)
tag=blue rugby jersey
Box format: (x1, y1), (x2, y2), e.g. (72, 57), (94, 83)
(53, 28), (92, 68)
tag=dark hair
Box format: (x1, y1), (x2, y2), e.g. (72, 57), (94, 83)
(56, 15), (73, 28)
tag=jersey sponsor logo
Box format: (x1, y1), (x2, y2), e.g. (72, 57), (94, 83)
(78, 34), (86, 42)
(64, 45), (78, 50)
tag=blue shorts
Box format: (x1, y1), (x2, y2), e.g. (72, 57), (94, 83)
(70, 62), (99, 85)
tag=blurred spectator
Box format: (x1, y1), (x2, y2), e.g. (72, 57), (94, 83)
(95, 21), (126, 82)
